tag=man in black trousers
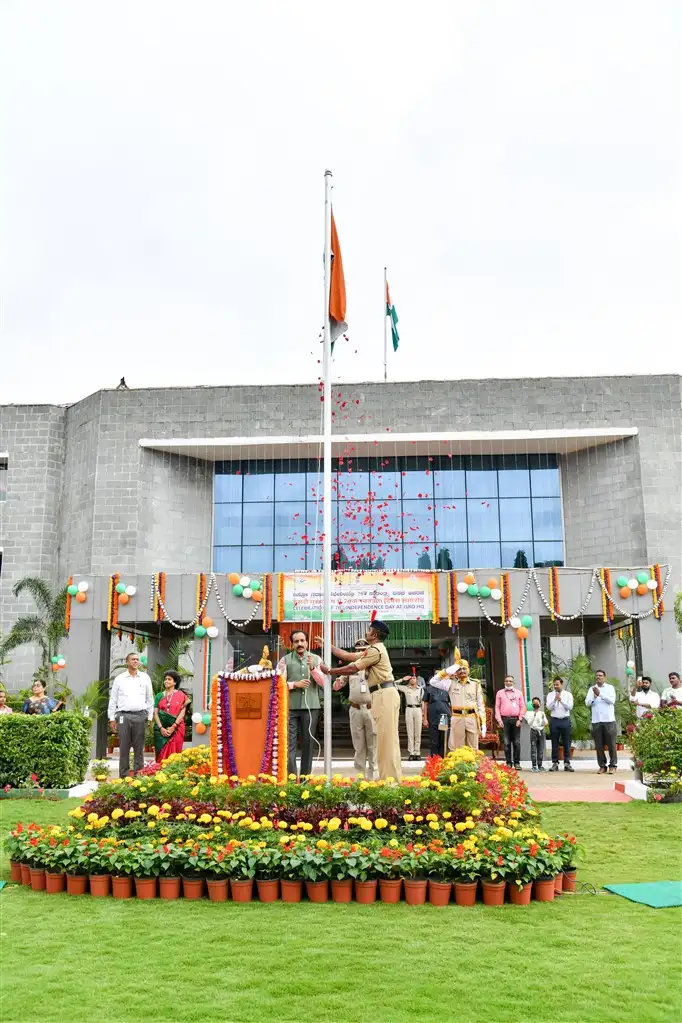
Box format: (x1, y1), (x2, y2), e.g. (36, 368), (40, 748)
(546, 677), (575, 772)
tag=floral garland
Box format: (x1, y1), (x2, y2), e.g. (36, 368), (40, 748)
(107, 573), (120, 631)
(276, 673), (288, 784)
(64, 576), (73, 632)
(219, 675), (238, 778)
(595, 565), (670, 620)
(651, 563), (664, 619)
(211, 670), (286, 781)
(259, 675), (280, 775)
(263, 573), (273, 632)
(500, 573), (511, 626)
(603, 568), (614, 624)
(447, 571), (458, 629)
(277, 573), (285, 622)
(431, 572), (440, 625)
(195, 572), (207, 620)
(210, 674), (220, 776)
(518, 637), (530, 704)
(548, 567), (560, 621)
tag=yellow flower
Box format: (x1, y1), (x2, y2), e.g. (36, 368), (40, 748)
(68, 808), (85, 819)
(301, 790), (310, 800)
(374, 818), (388, 830)
(428, 821), (440, 831)
(316, 840), (329, 849)
(416, 816), (424, 822)
(404, 799), (412, 805)
(239, 817), (253, 827)
(472, 809), (481, 817)
(278, 822), (288, 830)
(250, 822), (261, 831)
(187, 813), (197, 820)
(444, 822), (454, 832)
(288, 773), (297, 781)
(147, 805), (160, 816)
(112, 808), (125, 820)
(132, 779), (142, 788)
(95, 774), (107, 781)
(415, 829), (423, 835)
(442, 811), (451, 819)
(87, 812), (99, 823)
(455, 822), (467, 832)
(327, 818), (341, 832)
(426, 813), (438, 822)
(485, 773), (493, 780)
(161, 803), (171, 810)
(389, 825), (397, 832)
(359, 819), (373, 831)
(209, 777), (218, 785)
(175, 813), (187, 821)
(279, 791), (287, 798)
(191, 786), (200, 796)
(139, 803), (147, 809)
(463, 791), (470, 797)
(404, 813), (415, 823)
(147, 821), (156, 829)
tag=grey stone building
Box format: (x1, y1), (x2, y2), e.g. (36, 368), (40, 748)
(1, 374), (680, 704)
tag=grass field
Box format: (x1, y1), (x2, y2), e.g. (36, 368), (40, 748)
(1, 799), (681, 1023)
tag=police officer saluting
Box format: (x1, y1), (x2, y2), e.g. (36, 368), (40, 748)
(319, 615), (402, 781)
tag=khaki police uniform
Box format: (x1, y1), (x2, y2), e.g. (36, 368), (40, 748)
(396, 681), (424, 757)
(354, 642), (401, 781)
(338, 671), (378, 779)
(448, 677), (484, 751)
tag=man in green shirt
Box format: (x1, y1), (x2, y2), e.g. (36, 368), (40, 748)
(276, 630), (324, 779)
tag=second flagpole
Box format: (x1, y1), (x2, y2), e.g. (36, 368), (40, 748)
(322, 170), (333, 779)
(383, 266), (388, 382)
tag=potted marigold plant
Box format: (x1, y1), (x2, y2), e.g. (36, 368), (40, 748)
(374, 843), (404, 904)
(109, 843), (135, 899)
(449, 845), (481, 906)
(183, 842), (214, 900)
(327, 842), (355, 903)
(300, 843), (332, 903)
(157, 843), (186, 900)
(204, 846), (230, 903)
(42, 832), (68, 893)
(399, 844), (430, 906)
(501, 841), (536, 906)
(424, 843), (452, 907)
(129, 842), (160, 899)
(279, 839), (306, 902)
(224, 841), (257, 902)
(531, 842), (561, 902)
(86, 838), (116, 897)
(347, 844), (378, 904)
(252, 843), (282, 902)
(60, 837), (91, 896)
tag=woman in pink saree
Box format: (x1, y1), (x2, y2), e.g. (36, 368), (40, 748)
(153, 671), (188, 762)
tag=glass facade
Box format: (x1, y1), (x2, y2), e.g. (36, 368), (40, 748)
(213, 455), (564, 574)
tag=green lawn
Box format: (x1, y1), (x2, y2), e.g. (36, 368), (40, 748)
(1, 800), (681, 1023)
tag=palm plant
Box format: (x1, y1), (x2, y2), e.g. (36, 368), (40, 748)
(2, 576), (68, 679)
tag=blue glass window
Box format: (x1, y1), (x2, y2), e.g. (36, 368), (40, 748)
(214, 456), (564, 572)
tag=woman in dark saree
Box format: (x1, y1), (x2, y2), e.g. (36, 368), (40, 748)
(153, 670), (188, 762)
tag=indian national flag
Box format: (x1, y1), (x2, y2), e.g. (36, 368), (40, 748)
(329, 211), (347, 342)
(386, 280), (399, 351)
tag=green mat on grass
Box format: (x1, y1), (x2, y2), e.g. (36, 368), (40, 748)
(604, 881), (682, 908)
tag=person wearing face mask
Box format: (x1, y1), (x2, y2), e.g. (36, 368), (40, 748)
(524, 697), (548, 772)
(546, 676), (575, 772)
(661, 672), (682, 707)
(629, 676), (660, 718)
(495, 675), (526, 770)
(585, 669), (617, 774)
(429, 650), (485, 753)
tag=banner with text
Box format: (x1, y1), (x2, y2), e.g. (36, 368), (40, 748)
(281, 572), (433, 622)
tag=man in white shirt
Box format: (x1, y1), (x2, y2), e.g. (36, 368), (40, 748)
(585, 669), (618, 774)
(546, 676), (575, 772)
(629, 676), (661, 719)
(661, 672), (682, 707)
(108, 652), (154, 777)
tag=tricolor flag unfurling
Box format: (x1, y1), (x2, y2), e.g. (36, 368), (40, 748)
(329, 211), (347, 342)
(386, 279), (399, 351)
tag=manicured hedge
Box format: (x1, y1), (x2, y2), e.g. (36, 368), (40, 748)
(0, 712), (91, 789)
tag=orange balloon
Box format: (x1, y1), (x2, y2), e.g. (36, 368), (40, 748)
(195, 722), (207, 734)
(517, 626), (529, 639)
(487, 578), (498, 590)
(464, 573), (475, 585)
(52, 664), (59, 672)
(202, 617), (214, 628)
(118, 592), (130, 605)
(75, 592), (87, 603)
(619, 586), (632, 599)
(636, 584), (648, 596)
(228, 573), (240, 585)
(252, 590), (263, 602)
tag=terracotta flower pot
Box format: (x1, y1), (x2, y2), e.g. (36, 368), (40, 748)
(481, 880), (506, 906)
(159, 877), (182, 900)
(454, 881), (478, 906)
(354, 880), (377, 904)
(508, 881), (532, 906)
(66, 873), (88, 896)
(257, 879), (280, 902)
(182, 877), (205, 900)
(207, 878), (229, 903)
(428, 880), (452, 907)
(404, 879), (428, 906)
(554, 873), (564, 895)
(45, 871), (66, 894)
(112, 875), (134, 899)
(89, 874), (111, 898)
(135, 877), (158, 900)
(562, 869), (577, 893)
(533, 877), (555, 902)
(10, 862), (22, 883)
(30, 867), (46, 892)
(331, 879), (353, 903)
(379, 879), (403, 904)
(20, 864), (31, 886)
(230, 879), (254, 903)
(281, 880), (303, 903)
(306, 880), (329, 903)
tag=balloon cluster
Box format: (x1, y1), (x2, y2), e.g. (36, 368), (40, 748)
(194, 616), (220, 640)
(50, 655), (67, 672)
(509, 614), (533, 639)
(67, 580), (89, 604)
(625, 659), (636, 677)
(456, 574), (503, 602)
(616, 573), (656, 599)
(114, 581), (137, 606)
(228, 574), (263, 602)
(191, 710), (212, 734)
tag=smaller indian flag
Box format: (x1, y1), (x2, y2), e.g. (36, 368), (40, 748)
(386, 280), (399, 352)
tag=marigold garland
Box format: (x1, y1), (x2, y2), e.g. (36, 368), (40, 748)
(548, 567), (560, 622)
(263, 573), (273, 632)
(600, 568), (614, 624)
(107, 574), (120, 631)
(210, 674), (220, 776)
(447, 572), (458, 629)
(501, 573), (511, 627)
(195, 572), (207, 621)
(277, 673), (288, 785)
(158, 572), (166, 622)
(277, 572), (285, 622)
(64, 576), (73, 632)
(431, 572), (440, 625)
(652, 563), (664, 618)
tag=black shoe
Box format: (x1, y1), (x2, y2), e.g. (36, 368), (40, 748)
(598, 767), (607, 774)
(514, 764), (522, 771)
(505, 763), (513, 769)
(537, 766), (547, 772)
(564, 764), (574, 772)
(549, 764), (559, 772)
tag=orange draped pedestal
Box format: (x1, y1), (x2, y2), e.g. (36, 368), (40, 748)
(211, 672), (288, 784)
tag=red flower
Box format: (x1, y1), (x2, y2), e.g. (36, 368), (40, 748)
(496, 856), (504, 866)
(514, 845), (521, 853)
(654, 794), (663, 802)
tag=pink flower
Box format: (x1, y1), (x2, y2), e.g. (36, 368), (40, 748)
(654, 794), (663, 802)
(30, 773), (38, 783)
(3, 784), (11, 792)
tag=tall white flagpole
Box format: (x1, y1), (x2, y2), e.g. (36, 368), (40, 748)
(383, 266), (388, 382)
(322, 169), (333, 779)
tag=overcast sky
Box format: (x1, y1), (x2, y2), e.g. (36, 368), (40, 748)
(0, 1), (680, 406)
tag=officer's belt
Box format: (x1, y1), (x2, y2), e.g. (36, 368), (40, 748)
(369, 682), (395, 693)
(350, 702), (370, 710)
(451, 707), (477, 716)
